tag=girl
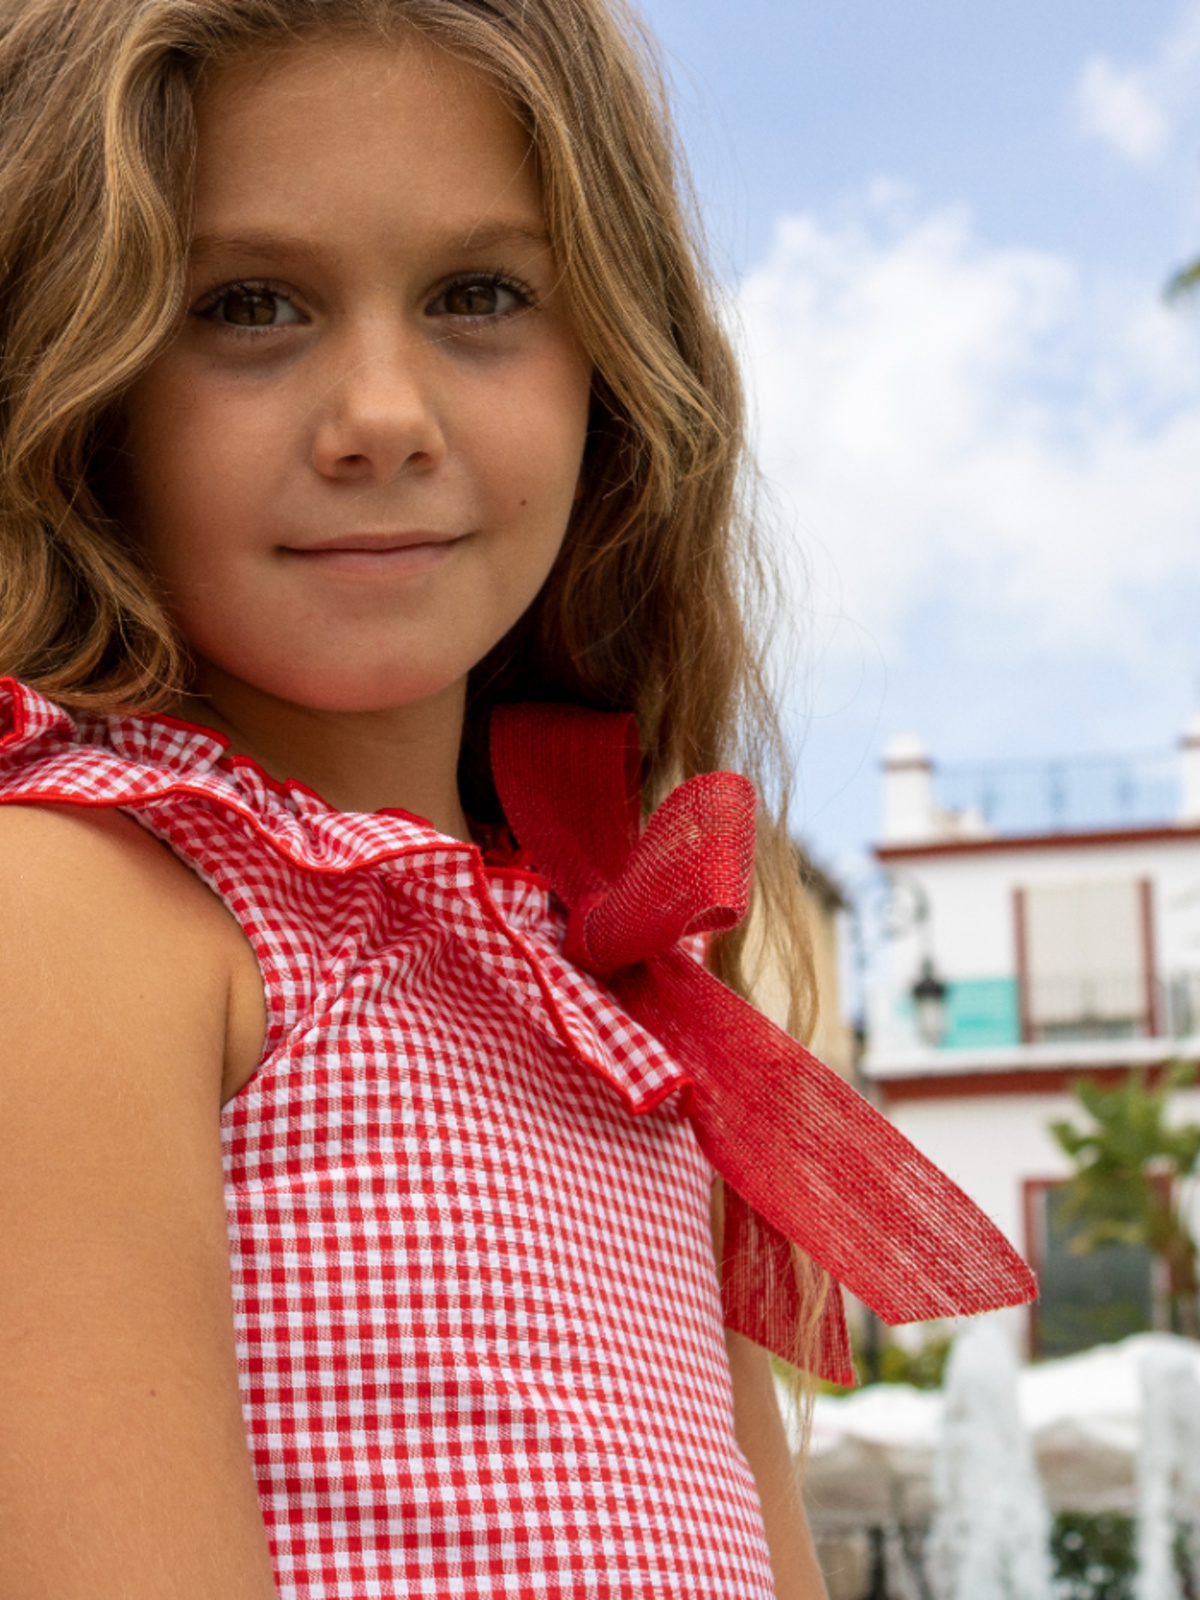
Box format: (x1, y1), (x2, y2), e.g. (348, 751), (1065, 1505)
(0, 2), (1032, 1597)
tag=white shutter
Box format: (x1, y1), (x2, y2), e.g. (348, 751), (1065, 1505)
(1023, 879), (1145, 1030)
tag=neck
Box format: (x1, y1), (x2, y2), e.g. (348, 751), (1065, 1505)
(177, 666), (472, 839)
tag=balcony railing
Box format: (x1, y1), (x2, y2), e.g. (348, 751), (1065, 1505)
(896, 971), (1200, 1049)
(1025, 972), (1150, 1042)
(1165, 971), (1200, 1039)
(936, 750), (1179, 837)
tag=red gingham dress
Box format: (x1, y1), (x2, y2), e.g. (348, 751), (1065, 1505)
(0, 680), (777, 1600)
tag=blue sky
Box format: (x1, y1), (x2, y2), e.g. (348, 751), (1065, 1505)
(636, 0), (1200, 873)
(643, 0), (1191, 278)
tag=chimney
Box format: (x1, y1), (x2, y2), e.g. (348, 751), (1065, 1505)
(883, 735), (938, 844)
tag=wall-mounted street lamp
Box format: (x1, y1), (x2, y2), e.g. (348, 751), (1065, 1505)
(847, 869), (950, 1060)
(912, 957), (949, 1048)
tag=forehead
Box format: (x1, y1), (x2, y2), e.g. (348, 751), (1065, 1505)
(189, 35), (544, 251)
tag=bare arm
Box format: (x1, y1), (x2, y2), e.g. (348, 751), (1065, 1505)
(725, 1330), (828, 1600)
(712, 1182), (828, 1600)
(0, 805), (276, 1599)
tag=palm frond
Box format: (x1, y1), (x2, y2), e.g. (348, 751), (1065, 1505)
(1166, 257), (1200, 301)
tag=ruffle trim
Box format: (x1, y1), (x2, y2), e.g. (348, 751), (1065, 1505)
(0, 679), (691, 1117)
(0, 676), (482, 874)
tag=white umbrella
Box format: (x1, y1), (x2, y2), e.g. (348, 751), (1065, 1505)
(791, 1331), (1200, 1532)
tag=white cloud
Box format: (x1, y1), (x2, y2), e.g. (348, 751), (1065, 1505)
(1072, 57), (1168, 163)
(1070, 3), (1200, 165)
(735, 191), (1200, 674)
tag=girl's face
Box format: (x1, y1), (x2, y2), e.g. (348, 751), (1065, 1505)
(118, 35), (592, 716)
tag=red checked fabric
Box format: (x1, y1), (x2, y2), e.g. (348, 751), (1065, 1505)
(0, 681), (776, 1600)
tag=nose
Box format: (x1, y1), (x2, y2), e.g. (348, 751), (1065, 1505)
(309, 330), (447, 484)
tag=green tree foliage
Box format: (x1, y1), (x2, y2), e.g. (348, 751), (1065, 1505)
(813, 1320), (952, 1394)
(1050, 1512), (1198, 1600)
(1051, 1513), (1135, 1600)
(1049, 1065), (1200, 1339)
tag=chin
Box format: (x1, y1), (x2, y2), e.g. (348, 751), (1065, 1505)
(256, 659), (468, 716)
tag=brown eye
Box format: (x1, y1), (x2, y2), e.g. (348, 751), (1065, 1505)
(431, 277), (529, 319)
(443, 281), (503, 316)
(197, 284), (304, 329)
(224, 288), (279, 325)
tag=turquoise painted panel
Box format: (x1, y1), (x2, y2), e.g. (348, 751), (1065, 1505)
(943, 977), (1021, 1049)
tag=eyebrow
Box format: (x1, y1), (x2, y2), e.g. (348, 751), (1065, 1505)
(188, 220), (552, 263)
(458, 221), (551, 250)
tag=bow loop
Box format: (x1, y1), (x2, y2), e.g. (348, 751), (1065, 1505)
(563, 771), (757, 979)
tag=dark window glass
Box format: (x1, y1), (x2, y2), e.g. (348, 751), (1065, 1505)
(1032, 1182), (1153, 1358)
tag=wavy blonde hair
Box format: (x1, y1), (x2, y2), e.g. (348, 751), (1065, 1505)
(0, 0), (831, 1376)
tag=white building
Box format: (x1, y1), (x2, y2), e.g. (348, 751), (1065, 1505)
(863, 718), (1200, 1356)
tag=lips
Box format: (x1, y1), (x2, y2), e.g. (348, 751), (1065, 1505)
(285, 530), (462, 554)
(281, 530), (464, 577)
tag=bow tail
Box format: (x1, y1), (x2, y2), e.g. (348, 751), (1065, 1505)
(615, 951), (1036, 1328)
(722, 1185), (854, 1385)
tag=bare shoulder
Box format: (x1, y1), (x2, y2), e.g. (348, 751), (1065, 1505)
(0, 802), (265, 1100)
(0, 799), (232, 940)
(0, 802), (232, 1254)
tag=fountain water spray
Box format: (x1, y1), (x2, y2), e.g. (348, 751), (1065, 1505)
(1134, 1344), (1200, 1600)
(927, 1320), (1054, 1600)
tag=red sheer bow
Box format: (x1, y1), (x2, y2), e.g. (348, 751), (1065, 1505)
(491, 704), (1036, 1385)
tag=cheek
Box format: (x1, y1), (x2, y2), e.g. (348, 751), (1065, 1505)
(120, 374), (204, 530)
(119, 374), (272, 569)
(485, 364), (591, 527)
